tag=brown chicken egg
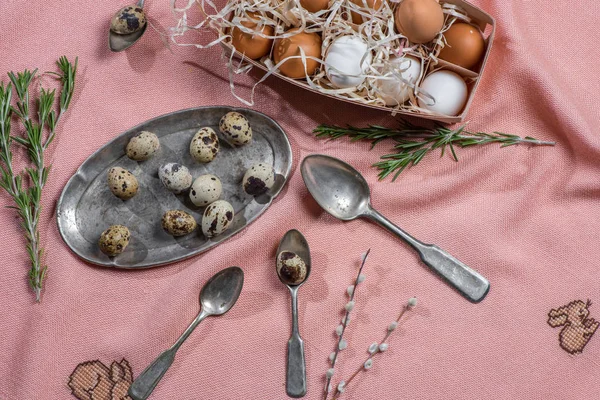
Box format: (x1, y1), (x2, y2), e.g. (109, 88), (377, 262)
(300, 0), (329, 13)
(438, 23), (485, 70)
(231, 13), (274, 60)
(350, 0), (383, 24)
(395, 0), (444, 44)
(273, 29), (322, 79)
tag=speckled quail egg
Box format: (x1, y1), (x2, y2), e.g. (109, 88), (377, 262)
(99, 225), (131, 256)
(161, 210), (197, 237)
(158, 163), (192, 194)
(202, 200), (234, 238)
(277, 251), (308, 285)
(242, 163), (275, 196)
(110, 5), (147, 35)
(126, 131), (160, 161)
(190, 127), (220, 163)
(190, 174), (222, 206)
(108, 167), (139, 200)
(219, 112), (252, 147)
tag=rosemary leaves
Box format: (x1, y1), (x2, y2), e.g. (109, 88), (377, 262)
(0, 56), (78, 302)
(314, 119), (555, 181)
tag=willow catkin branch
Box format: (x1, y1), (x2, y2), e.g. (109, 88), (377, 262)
(324, 249), (371, 400)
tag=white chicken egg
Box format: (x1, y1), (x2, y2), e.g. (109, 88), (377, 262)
(377, 56), (421, 106)
(325, 35), (373, 88)
(190, 174), (222, 206)
(417, 70), (468, 116)
(202, 200), (234, 238)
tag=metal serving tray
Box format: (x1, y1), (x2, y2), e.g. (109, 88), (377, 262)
(57, 106), (292, 268)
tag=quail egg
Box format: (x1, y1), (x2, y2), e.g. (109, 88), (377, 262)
(190, 127), (220, 163)
(99, 225), (131, 256)
(242, 163), (275, 196)
(190, 174), (222, 206)
(110, 5), (147, 35)
(158, 163), (192, 194)
(126, 131), (160, 161)
(277, 251), (308, 285)
(161, 210), (197, 237)
(219, 112), (252, 147)
(108, 167), (139, 200)
(202, 200), (234, 238)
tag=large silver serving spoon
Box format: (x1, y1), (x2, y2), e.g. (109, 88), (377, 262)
(128, 266), (244, 400)
(276, 229), (311, 398)
(109, 0), (148, 52)
(301, 154), (489, 303)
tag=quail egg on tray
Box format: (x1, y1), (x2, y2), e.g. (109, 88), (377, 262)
(159, 163), (192, 194)
(219, 111), (253, 147)
(126, 131), (160, 161)
(190, 174), (222, 206)
(162, 210), (197, 237)
(202, 200), (235, 238)
(243, 163), (275, 196)
(107, 167), (139, 200)
(57, 107), (292, 269)
(99, 225), (131, 256)
(190, 127), (220, 163)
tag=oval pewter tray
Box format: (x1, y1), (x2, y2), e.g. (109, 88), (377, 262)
(57, 106), (292, 269)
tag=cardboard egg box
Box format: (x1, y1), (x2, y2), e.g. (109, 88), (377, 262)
(219, 0), (495, 123)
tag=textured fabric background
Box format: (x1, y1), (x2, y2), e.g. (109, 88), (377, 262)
(1, 1), (599, 399)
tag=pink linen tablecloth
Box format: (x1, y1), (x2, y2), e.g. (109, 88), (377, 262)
(1, 1), (599, 399)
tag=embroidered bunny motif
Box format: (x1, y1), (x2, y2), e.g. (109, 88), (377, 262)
(68, 359), (133, 400)
(548, 300), (599, 354)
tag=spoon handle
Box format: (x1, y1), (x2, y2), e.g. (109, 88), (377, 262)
(128, 311), (210, 400)
(128, 349), (176, 400)
(366, 208), (490, 303)
(287, 287), (307, 398)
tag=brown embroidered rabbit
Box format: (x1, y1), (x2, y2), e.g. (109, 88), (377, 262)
(68, 359), (134, 400)
(548, 300), (599, 354)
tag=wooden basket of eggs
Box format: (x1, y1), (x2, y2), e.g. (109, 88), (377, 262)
(210, 0), (495, 123)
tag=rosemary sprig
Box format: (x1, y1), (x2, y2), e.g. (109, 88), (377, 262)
(314, 119), (556, 181)
(0, 56), (77, 302)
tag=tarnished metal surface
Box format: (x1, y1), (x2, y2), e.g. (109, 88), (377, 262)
(57, 106), (292, 269)
(301, 154), (489, 303)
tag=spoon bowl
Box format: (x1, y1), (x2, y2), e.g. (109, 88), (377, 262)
(200, 266), (244, 315)
(301, 154), (490, 303)
(301, 154), (370, 220)
(276, 229), (312, 287)
(109, 0), (147, 52)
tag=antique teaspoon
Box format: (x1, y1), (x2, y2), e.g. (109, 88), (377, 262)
(109, 0), (148, 52)
(301, 154), (490, 303)
(128, 266), (244, 400)
(276, 229), (311, 398)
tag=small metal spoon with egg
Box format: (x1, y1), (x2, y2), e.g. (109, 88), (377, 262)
(276, 229), (311, 398)
(109, 0), (147, 52)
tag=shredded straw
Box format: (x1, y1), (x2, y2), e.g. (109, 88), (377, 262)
(168, 0), (476, 115)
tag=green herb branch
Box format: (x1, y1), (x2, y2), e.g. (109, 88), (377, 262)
(315, 119), (555, 181)
(0, 56), (77, 302)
